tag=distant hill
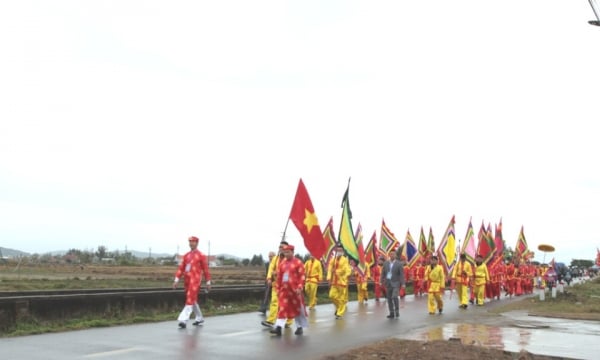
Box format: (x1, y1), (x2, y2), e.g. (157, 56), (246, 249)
(213, 253), (242, 261)
(0, 247), (242, 260)
(0, 247), (29, 258)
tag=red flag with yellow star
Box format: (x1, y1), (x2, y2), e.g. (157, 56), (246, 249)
(289, 178), (326, 259)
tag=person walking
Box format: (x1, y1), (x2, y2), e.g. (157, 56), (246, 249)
(473, 254), (490, 306)
(269, 244), (308, 336)
(425, 255), (444, 315)
(327, 243), (351, 319)
(261, 242), (293, 328)
(304, 255), (323, 310)
(172, 236), (211, 329)
(380, 250), (405, 319)
(412, 260), (426, 297)
(372, 255), (386, 301)
(351, 259), (370, 304)
(452, 253), (474, 309)
(258, 251), (276, 315)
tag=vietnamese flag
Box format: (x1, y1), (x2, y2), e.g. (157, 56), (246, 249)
(289, 178), (326, 259)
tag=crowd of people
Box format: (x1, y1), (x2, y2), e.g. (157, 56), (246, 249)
(169, 235), (561, 333)
(255, 240), (567, 336)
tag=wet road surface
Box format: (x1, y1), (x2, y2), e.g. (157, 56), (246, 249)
(1, 288), (597, 360)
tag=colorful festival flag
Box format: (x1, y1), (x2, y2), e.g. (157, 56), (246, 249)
(379, 219), (400, 255)
(338, 180), (359, 264)
(354, 223), (367, 276)
(514, 225), (531, 261)
(364, 231), (377, 268)
(289, 178), (326, 259)
(437, 215), (457, 275)
(476, 221), (495, 264)
(427, 226), (436, 258)
(418, 226), (428, 258)
(321, 216), (337, 267)
(460, 217), (477, 264)
(402, 229), (418, 268)
(493, 218), (505, 261)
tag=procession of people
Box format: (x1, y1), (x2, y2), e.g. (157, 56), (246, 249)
(173, 235), (556, 337)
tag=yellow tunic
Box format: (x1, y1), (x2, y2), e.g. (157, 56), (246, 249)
(304, 258), (323, 308)
(327, 256), (351, 317)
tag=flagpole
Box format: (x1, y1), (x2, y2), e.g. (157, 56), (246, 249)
(281, 217), (290, 243)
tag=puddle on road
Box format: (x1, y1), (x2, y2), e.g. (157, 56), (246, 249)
(400, 314), (600, 360)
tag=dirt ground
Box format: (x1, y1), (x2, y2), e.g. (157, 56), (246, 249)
(320, 338), (564, 360)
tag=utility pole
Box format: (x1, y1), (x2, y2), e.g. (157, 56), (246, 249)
(589, 0), (600, 26)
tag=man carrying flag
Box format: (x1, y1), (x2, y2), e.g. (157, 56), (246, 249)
(327, 243), (352, 319)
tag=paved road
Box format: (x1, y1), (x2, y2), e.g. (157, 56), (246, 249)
(0, 290), (593, 360)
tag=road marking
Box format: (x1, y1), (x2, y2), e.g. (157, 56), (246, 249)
(221, 330), (256, 337)
(83, 347), (140, 358)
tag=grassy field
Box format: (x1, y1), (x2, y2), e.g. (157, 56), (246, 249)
(489, 276), (600, 320)
(0, 263), (265, 290)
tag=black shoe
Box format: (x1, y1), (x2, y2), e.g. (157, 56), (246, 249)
(269, 326), (282, 336)
(469, 299), (474, 304)
(192, 319), (204, 326)
(439, 309), (443, 314)
(386, 314), (394, 319)
(395, 312), (399, 318)
(261, 320), (274, 327)
(294, 327), (303, 335)
(178, 322), (186, 329)
(335, 315), (341, 320)
(284, 323), (291, 329)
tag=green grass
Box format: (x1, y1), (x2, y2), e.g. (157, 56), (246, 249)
(489, 277), (600, 319)
(0, 278), (170, 291)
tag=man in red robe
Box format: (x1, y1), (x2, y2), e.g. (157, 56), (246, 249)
(270, 244), (307, 336)
(372, 256), (385, 301)
(172, 236), (211, 329)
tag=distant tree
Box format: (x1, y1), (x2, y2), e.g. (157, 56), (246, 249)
(250, 254), (264, 266)
(80, 250), (94, 264)
(96, 246), (107, 260)
(242, 258), (250, 266)
(220, 257), (238, 266)
(570, 259), (593, 268)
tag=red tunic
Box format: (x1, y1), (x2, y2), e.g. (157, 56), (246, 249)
(276, 256), (306, 319)
(175, 249), (211, 305)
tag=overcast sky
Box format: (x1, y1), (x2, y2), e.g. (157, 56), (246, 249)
(1, 1), (598, 264)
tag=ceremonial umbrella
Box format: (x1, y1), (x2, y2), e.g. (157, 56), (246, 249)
(537, 244), (555, 264)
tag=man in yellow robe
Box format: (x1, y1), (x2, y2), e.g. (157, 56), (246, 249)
(327, 244), (351, 319)
(473, 254), (490, 306)
(352, 260), (370, 304)
(304, 255), (323, 309)
(425, 255), (445, 314)
(452, 253), (474, 309)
